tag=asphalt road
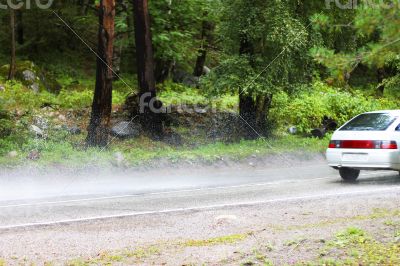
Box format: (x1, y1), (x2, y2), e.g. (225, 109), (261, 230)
(0, 159), (399, 230)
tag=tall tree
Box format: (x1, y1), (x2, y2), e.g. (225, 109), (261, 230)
(311, 2), (400, 96)
(206, 0), (309, 139)
(86, 0), (115, 147)
(193, 19), (214, 77)
(80, 0), (91, 16)
(8, 9), (16, 80)
(133, 0), (163, 138)
(15, 9), (23, 45)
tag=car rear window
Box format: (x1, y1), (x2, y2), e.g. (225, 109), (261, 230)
(340, 113), (398, 131)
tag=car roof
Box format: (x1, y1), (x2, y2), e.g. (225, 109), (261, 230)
(364, 110), (400, 115)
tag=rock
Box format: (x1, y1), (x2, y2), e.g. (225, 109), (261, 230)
(58, 114), (67, 122)
(27, 150), (40, 161)
(15, 109), (24, 117)
(33, 116), (49, 129)
(110, 121), (141, 139)
(18, 63), (42, 92)
(0, 85), (5, 92)
(203, 66), (211, 75)
(206, 112), (240, 142)
(30, 83), (40, 93)
(68, 125), (81, 135)
(172, 69), (200, 87)
(182, 76), (200, 87)
(215, 215), (237, 222)
(41, 106), (53, 112)
(30, 125), (44, 137)
(2, 61), (61, 94)
(22, 69), (37, 82)
(7, 151), (18, 158)
(288, 126), (297, 135)
(215, 215), (238, 226)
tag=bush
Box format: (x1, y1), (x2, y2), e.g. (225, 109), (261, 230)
(158, 81), (238, 111)
(271, 81), (400, 134)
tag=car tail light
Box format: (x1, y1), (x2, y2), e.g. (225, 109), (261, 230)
(341, 140), (375, 149)
(329, 140), (341, 148)
(329, 140), (398, 149)
(380, 141), (398, 149)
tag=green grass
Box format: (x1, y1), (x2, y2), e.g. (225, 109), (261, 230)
(183, 233), (249, 247)
(312, 227), (400, 266)
(0, 78), (235, 112)
(240, 208), (400, 266)
(0, 134), (328, 169)
(66, 234), (248, 266)
(158, 81), (238, 112)
(0, 79), (130, 110)
(67, 246), (160, 266)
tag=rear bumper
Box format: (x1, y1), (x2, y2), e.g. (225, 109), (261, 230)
(326, 148), (400, 170)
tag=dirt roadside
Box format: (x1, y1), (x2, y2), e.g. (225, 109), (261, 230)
(0, 189), (399, 265)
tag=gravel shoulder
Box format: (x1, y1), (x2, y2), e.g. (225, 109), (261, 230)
(0, 189), (399, 265)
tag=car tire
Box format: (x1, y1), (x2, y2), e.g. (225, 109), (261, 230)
(339, 168), (360, 181)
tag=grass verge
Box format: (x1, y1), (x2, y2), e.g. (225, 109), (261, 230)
(0, 135), (328, 169)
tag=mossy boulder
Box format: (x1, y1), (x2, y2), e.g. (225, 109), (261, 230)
(0, 61), (61, 94)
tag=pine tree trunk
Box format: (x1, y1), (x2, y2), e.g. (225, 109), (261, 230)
(255, 95), (272, 133)
(80, 0), (90, 15)
(133, 0), (155, 94)
(133, 0), (163, 138)
(238, 35), (259, 139)
(86, 0), (115, 147)
(16, 9), (23, 45)
(8, 9), (16, 80)
(239, 92), (258, 139)
(193, 49), (207, 77)
(377, 67), (386, 96)
(193, 20), (213, 77)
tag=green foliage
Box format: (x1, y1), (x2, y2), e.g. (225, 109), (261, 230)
(158, 81), (237, 111)
(183, 233), (248, 247)
(0, 79), (129, 111)
(150, 0), (220, 67)
(271, 81), (400, 134)
(0, 118), (13, 137)
(207, 0), (312, 96)
(0, 132), (329, 168)
(310, 2), (400, 89)
(320, 227), (400, 265)
(0, 104), (13, 138)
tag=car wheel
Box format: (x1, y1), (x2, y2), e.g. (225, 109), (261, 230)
(339, 168), (360, 181)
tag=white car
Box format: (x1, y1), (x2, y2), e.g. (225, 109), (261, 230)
(326, 110), (400, 181)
